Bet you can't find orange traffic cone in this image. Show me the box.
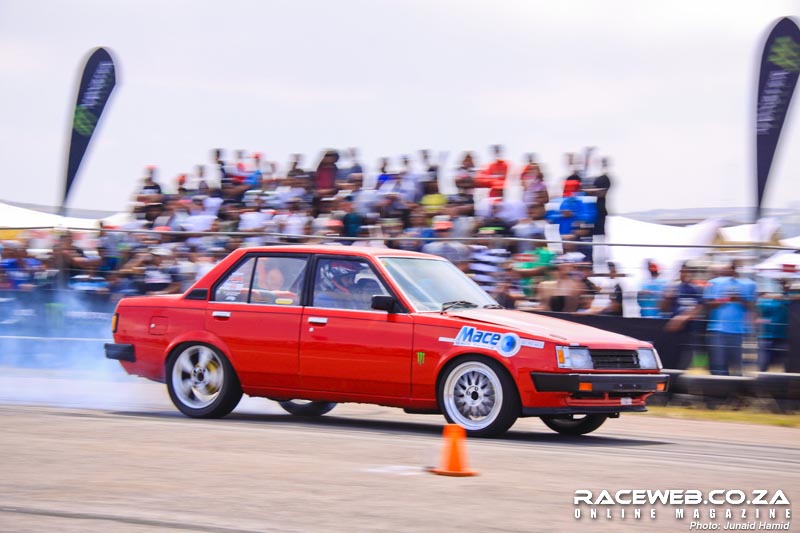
[429,424,478,477]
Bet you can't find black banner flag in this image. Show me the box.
[755,17,799,219]
[62,47,117,210]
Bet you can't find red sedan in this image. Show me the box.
[106,245,668,437]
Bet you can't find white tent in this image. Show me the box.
[606,215,723,283]
[780,235,800,249]
[754,249,800,273]
[716,217,781,245]
[0,201,101,230]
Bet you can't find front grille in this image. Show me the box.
[590,349,640,370]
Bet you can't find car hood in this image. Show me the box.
[443,308,646,347]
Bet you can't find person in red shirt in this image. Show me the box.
[476,144,508,197]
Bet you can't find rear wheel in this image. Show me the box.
[438,357,519,438]
[166,343,242,418]
[277,400,337,416]
[540,414,608,435]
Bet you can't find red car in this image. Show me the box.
[106,245,668,437]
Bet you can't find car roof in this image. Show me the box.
[231,245,442,261]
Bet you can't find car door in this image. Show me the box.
[298,256,413,399]
[205,253,308,390]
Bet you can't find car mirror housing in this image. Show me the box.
[371,295,397,313]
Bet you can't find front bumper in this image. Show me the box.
[521,372,669,417]
[531,372,669,393]
[105,343,136,362]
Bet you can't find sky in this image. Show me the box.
[0,0,798,217]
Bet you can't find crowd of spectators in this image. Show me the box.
[0,145,796,373]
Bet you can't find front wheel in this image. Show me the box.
[438,357,520,438]
[540,414,608,435]
[166,343,242,418]
[277,400,337,416]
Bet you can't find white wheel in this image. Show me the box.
[438,358,519,437]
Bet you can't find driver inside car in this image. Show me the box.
[314,260,370,310]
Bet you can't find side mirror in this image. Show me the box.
[185,288,209,301]
[371,295,397,313]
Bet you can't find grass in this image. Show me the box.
[640,405,800,428]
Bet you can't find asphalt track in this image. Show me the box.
[0,368,797,533]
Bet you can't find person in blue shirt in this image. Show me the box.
[756,278,790,372]
[637,260,667,318]
[703,259,756,376]
[546,194,585,236]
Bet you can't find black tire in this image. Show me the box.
[277,400,337,416]
[437,356,520,438]
[166,343,242,418]
[540,414,608,435]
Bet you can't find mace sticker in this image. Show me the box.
[439,327,544,357]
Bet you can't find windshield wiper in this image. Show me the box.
[482,303,504,309]
[441,300,478,313]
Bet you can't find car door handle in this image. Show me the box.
[212,311,231,319]
[308,317,328,325]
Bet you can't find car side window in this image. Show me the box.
[250,257,307,305]
[312,258,389,311]
[213,257,255,303]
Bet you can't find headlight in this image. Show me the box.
[556,346,593,370]
[637,348,662,369]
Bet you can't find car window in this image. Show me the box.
[213,255,307,305]
[214,257,255,303]
[251,256,307,305]
[312,258,389,311]
[381,257,497,311]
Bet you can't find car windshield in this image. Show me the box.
[380,257,498,312]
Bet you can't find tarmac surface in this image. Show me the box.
[0,367,797,533]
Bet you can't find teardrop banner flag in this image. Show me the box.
[755,17,799,219]
[62,47,117,210]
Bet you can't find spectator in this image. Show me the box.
[313,150,339,215]
[521,154,549,206]
[468,239,512,293]
[535,257,583,313]
[136,165,163,203]
[420,179,447,216]
[585,156,612,270]
[637,260,667,318]
[574,261,600,312]
[375,157,393,187]
[397,155,423,203]
[548,193,585,236]
[476,144,508,197]
[419,149,440,183]
[344,147,364,181]
[561,153,582,197]
[476,198,513,237]
[663,262,704,369]
[703,259,757,376]
[592,261,624,316]
[422,219,470,270]
[512,238,555,299]
[756,277,790,371]
[511,203,547,253]
[396,209,433,251]
[341,201,364,241]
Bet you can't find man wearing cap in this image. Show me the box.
[663,262,704,369]
[637,260,667,318]
[422,219,470,270]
